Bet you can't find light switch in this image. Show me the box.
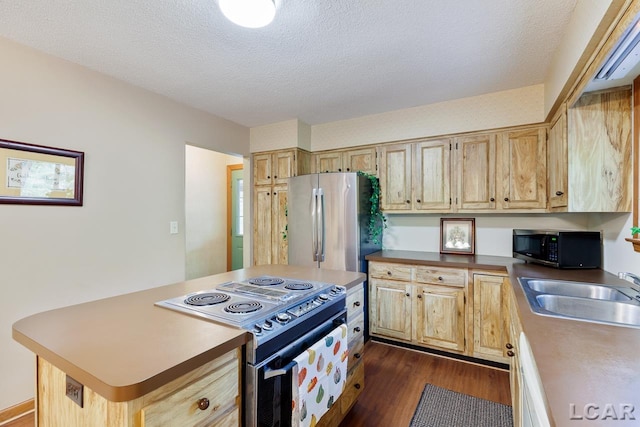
[170,221,178,234]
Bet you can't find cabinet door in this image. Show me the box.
[253,186,273,265]
[379,143,413,211]
[271,185,288,264]
[273,151,295,185]
[369,279,412,341]
[414,140,452,211]
[344,147,377,175]
[414,285,465,352]
[568,87,632,212]
[316,152,343,173]
[548,106,568,208]
[455,134,496,210]
[498,127,547,209]
[473,274,509,361]
[508,290,523,427]
[253,153,273,186]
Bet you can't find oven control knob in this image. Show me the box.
[276,312,291,323]
[253,325,263,335]
[263,320,273,330]
[318,294,329,302]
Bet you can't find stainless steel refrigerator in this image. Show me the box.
[287,172,381,337]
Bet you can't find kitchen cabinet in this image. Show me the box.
[252,149,311,265]
[507,287,523,427]
[497,127,547,210]
[547,103,568,209]
[455,133,497,210]
[312,146,377,175]
[565,86,632,212]
[472,272,510,363]
[379,139,453,212]
[37,348,241,427]
[317,283,366,427]
[369,262,469,354]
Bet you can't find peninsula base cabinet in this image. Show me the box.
[36,348,241,427]
[369,261,510,363]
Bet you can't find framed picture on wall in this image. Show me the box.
[440,218,475,255]
[0,138,84,206]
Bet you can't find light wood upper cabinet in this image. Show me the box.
[497,127,547,210]
[379,143,413,211]
[313,146,377,175]
[414,140,452,211]
[472,273,510,363]
[253,153,273,186]
[455,134,497,210]
[548,104,568,209]
[567,87,632,212]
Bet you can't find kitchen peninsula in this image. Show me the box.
[12,266,365,426]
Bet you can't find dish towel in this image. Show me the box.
[291,324,348,427]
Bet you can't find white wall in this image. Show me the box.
[185,146,243,279]
[0,37,248,411]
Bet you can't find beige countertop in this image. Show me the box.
[366,250,640,427]
[12,265,366,403]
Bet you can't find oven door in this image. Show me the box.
[248,310,346,427]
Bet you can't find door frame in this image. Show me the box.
[227,164,244,271]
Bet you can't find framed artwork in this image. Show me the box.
[440,218,475,255]
[0,138,84,206]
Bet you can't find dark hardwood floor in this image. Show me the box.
[340,340,511,427]
[3,341,511,427]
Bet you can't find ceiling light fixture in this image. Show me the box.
[595,15,640,80]
[219,0,276,29]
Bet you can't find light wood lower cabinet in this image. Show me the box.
[317,284,365,427]
[369,261,511,363]
[37,349,241,427]
[507,287,523,427]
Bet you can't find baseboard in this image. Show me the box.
[0,399,34,425]
[370,337,510,371]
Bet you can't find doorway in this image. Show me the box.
[227,164,244,271]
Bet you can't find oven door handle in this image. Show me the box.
[263,360,297,380]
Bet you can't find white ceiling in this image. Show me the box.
[0,0,578,128]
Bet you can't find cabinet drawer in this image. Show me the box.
[347,312,364,372]
[369,262,413,281]
[340,361,365,413]
[346,286,365,318]
[415,266,467,287]
[141,356,239,427]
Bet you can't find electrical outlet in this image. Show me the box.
[66,375,83,408]
[170,221,178,234]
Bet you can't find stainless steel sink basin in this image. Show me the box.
[525,279,631,301]
[518,277,640,328]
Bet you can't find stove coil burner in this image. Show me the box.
[248,277,285,286]
[284,282,313,291]
[225,301,263,314]
[184,293,231,306]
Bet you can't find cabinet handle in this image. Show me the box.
[555,191,564,196]
[355,353,361,359]
[338,168,342,171]
[504,197,509,202]
[405,293,410,297]
[387,271,392,276]
[406,200,410,204]
[346,168,350,171]
[325,170,329,173]
[438,276,443,281]
[273,192,277,195]
[417,294,422,299]
[197,397,210,410]
[274,175,277,179]
[354,327,361,333]
[505,343,513,349]
[353,301,361,307]
[490,197,495,202]
[354,383,361,389]
[267,175,270,179]
[507,350,515,357]
[416,199,421,203]
[267,192,270,196]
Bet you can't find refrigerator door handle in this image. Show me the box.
[317,188,325,262]
[311,188,318,261]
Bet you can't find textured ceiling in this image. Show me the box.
[0,0,577,127]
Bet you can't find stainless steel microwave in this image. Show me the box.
[512,229,602,269]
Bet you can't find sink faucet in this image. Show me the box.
[618,272,640,288]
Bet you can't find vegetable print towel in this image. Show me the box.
[291,324,348,427]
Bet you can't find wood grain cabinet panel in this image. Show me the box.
[455,133,497,210]
[472,273,510,363]
[369,278,413,341]
[413,284,466,352]
[253,186,273,266]
[567,87,632,212]
[548,104,568,209]
[379,143,413,211]
[316,151,343,173]
[369,262,413,282]
[414,140,453,211]
[313,146,377,175]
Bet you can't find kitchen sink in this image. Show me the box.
[519,277,640,328]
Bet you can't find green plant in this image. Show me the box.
[358,171,387,245]
[631,226,640,236]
